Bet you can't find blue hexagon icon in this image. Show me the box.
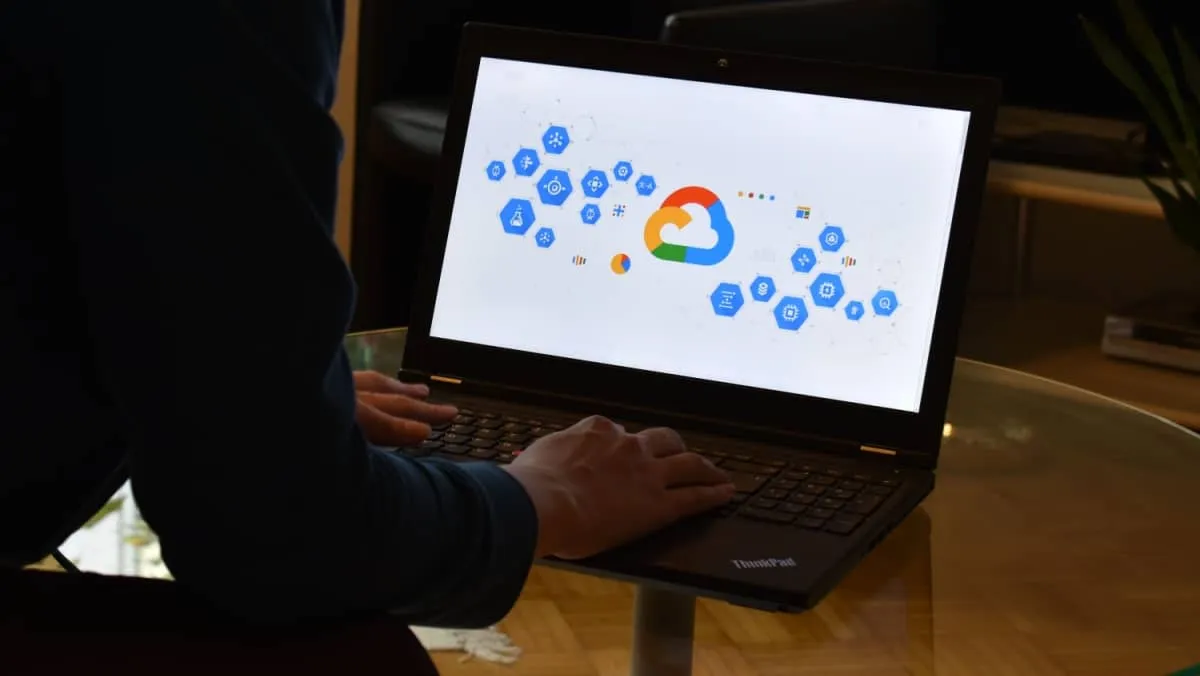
[541,125,570,155]
[581,169,610,198]
[534,227,556,249]
[580,203,601,225]
[499,198,535,236]
[536,169,574,206]
[511,148,540,177]
[819,224,847,252]
[810,272,846,308]
[613,161,634,182]
[872,289,900,316]
[773,296,809,331]
[845,300,866,321]
[635,175,657,196]
[710,282,744,318]
[486,160,506,181]
[790,246,818,273]
[749,275,776,302]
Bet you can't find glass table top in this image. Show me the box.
[60,328,1200,674]
[345,329,1200,674]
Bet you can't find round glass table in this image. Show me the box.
[344,329,1200,675]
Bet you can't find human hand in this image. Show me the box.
[503,416,735,560]
[353,371,457,446]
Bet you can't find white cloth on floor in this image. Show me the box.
[409,626,522,664]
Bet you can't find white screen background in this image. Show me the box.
[430,58,970,413]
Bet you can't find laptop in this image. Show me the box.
[396,23,998,612]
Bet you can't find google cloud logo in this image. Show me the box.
[643,186,735,266]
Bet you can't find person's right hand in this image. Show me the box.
[503,416,735,560]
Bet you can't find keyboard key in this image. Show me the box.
[495,453,516,464]
[823,468,846,477]
[787,493,816,505]
[799,483,827,495]
[793,464,821,473]
[810,475,836,486]
[779,502,806,514]
[501,423,529,433]
[797,517,827,530]
[449,424,477,435]
[761,489,789,500]
[442,444,469,455]
[442,433,470,444]
[501,433,528,443]
[877,478,901,487]
[750,498,778,509]
[844,495,884,515]
[726,472,770,494]
[783,471,810,482]
[764,459,787,468]
[830,489,858,500]
[479,411,498,419]
[851,473,874,482]
[530,427,556,436]
[452,414,475,425]
[477,418,505,429]
[732,454,752,462]
[772,480,799,491]
[475,429,503,440]
[418,439,442,450]
[723,460,779,475]
[740,508,795,525]
[825,515,863,534]
[807,508,835,519]
[468,439,496,449]
[839,481,865,491]
[865,485,893,496]
[818,497,846,510]
[468,448,497,460]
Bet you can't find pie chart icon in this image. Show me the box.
[611,253,632,275]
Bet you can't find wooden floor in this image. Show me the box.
[433,515,933,676]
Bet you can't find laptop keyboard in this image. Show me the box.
[393,406,902,537]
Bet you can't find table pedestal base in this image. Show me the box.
[631,585,696,676]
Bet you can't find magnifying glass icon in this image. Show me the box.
[879,297,892,310]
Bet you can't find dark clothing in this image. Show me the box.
[0,1,536,626]
[2,567,441,675]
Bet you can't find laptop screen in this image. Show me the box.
[429,57,971,414]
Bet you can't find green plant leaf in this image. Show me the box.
[1145,177,1200,253]
[1115,0,1192,148]
[1081,17,1200,190]
[81,496,125,529]
[1175,27,1200,122]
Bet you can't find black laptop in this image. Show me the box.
[395,23,998,612]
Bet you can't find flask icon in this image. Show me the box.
[510,207,524,228]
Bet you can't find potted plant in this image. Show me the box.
[1082,1,1200,371]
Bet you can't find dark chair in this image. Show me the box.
[660,0,937,70]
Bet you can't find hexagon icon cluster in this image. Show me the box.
[486,160,506,181]
[810,272,845,308]
[790,247,817,273]
[581,169,610,198]
[773,296,809,330]
[749,275,776,302]
[542,125,570,154]
[534,227,556,249]
[872,290,899,316]
[499,198,535,236]
[580,203,601,225]
[711,282,744,317]
[613,161,634,182]
[819,225,847,252]
[512,148,540,177]
[536,169,573,206]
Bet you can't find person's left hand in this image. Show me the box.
[353,371,458,447]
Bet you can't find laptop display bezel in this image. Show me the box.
[402,23,999,462]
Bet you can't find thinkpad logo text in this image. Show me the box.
[731,557,797,570]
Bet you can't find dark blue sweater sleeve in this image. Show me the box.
[57,0,536,625]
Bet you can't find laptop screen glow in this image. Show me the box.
[429,57,970,414]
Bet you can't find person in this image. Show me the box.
[0,0,735,631]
